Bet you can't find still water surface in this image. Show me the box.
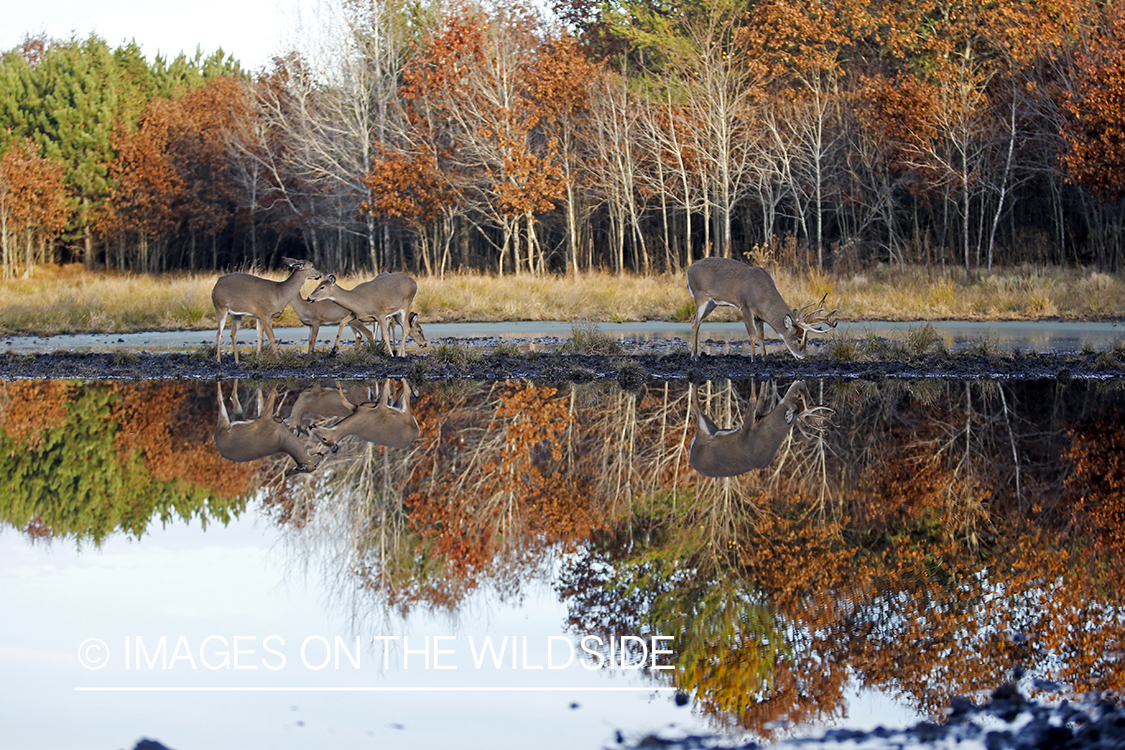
[2,377,1123,749]
[3,319,1124,353]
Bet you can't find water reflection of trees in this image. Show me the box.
[14,377,1119,735]
[268,377,1125,736]
[0,380,253,543]
[561,379,1125,737]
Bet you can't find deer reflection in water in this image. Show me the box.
[214,380,323,477]
[286,382,375,435]
[689,380,834,477]
[310,378,420,451]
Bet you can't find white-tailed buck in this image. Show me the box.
[212,257,322,363]
[687,257,837,359]
[289,295,374,354]
[213,381,322,477]
[310,378,420,451]
[689,381,834,478]
[306,273,427,357]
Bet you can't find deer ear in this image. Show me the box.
[409,312,418,324]
[784,313,796,332]
[327,274,337,283]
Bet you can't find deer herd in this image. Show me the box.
[210,256,839,478]
[212,257,428,364]
[211,255,837,364]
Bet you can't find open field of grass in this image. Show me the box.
[1,262,1124,337]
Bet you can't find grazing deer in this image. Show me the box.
[286,381,374,434]
[306,273,427,357]
[213,381,322,477]
[687,257,837,359]
[310,378,420,451]
[689,381,834,478]
[212,257,322,363]
[289,295,374,354]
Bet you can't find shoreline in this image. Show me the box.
[2,319,1124,356]
[0,348,1116,383]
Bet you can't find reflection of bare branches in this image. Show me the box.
[234,377,1125,736]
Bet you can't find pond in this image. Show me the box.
[2,376,1124,749]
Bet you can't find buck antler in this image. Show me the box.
[795,404,836,440]
[795,293,838,333]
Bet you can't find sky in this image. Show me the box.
[1,0,308,73]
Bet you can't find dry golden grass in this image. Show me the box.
[0,262,1123,336]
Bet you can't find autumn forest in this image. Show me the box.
[5,0,1125,280]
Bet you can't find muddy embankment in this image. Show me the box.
[0,347,1117,383]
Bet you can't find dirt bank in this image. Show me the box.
[0,348,1118,383]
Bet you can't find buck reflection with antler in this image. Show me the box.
[687,257,838,359]
[689,380,834,478]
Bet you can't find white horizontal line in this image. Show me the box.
[76,686,675,692]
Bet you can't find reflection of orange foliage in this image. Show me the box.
[740,514,850,613]
[1064,421,1125,552]
[0,381,71,451]
[491,382,592,537]
[111,382,255,499]
[404,382,596,593]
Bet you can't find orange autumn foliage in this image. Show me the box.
[111,381,255,500]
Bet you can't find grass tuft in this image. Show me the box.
[241,347,306,370]
[860,334,904,360]
[906,323,948,357]
[965,337,1007,363]
[190,345,214,362]
[827,335,861,362]
[560,321,622,355]
[431,341,482,365]
[491,342,523,357]
[1095,351,1124,370]
[611,357,648,389]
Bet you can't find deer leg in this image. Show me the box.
[307,322,320,354]
[379,316,395,356]
[331,313,353,352]
[215,308,229,363]
[260,318,279,357]
[395,310,409,356]
[741,312,760,360]
[263,387,281,418]
[229,314,242,365]
[215,382,230,428]
[350,320,374,348]
[230,381,245,420]
[751,378,767,419]
[691,298,717,358]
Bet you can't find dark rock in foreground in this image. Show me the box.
[620,685,1125,749]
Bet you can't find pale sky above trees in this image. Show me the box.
[1,0,305,71]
